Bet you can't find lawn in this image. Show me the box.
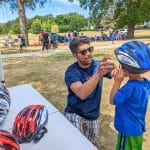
[0,29,150,54]
[3,44,150,150]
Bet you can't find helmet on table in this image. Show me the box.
[0,83,11,125]
[115,41,150,74]
[0,129,20,150]
[13,104,48,143]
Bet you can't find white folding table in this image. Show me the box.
[1,84,97,150]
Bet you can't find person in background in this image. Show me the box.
[68,32,72,43]
[21,36,26,49]
[63,34,68,44]
[72,30,78,38]
[109,30,116,44]
[7,33,14,48]
[50,35,58,49]
[38,31,43,46]
[110,41,150,150]
[42,29,50,51]
[64,37,116,148]
[7,33,12,42]
[18,35,26,52]
[80,32,84,37]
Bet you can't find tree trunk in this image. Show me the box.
[95,19,100,31]
[17,0,29,45]
[127,24,135,39]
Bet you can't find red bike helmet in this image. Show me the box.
[13,104,48,143]
[0,129,20,150]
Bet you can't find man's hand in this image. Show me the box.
[101,56,111,62]
[98,58,116,76]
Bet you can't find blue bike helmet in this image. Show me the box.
[115,41,150,74]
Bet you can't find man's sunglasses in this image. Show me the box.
[76,46,94,55]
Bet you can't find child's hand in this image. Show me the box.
[113,68,125,83]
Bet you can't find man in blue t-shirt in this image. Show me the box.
[64,37,115,147]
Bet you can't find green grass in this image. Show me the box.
[3,37,150,150]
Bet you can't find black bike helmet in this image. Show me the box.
[115,41,150,74]
[13,104,48,143]
[0,83,11,124]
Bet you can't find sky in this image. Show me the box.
[0,0,89,23]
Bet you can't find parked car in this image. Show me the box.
[118,29,127,34]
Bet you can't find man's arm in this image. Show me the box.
[70,61,115,100]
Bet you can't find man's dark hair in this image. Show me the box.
[69,37,90,53]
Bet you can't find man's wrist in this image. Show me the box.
[97,71,104,78]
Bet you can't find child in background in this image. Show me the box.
[110,41,150,150]
[18,35,26,52]
[18,35,22,52]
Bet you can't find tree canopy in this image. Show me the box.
[114,0,150,38]
[69,0,150,38]
[0,0,150,39]
[0,0,47,45]
[0,13,87,34]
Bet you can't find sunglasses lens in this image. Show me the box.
[81,50,87,55]
[88,47,94,52]
[77,47,94,55]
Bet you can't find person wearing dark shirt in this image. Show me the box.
[64,37,115,148]
[42,29,50,51]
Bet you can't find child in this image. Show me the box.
[18,35,22,52]
[18,35,26,52]
[110,41,150,150]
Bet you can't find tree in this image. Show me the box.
[51,24,59,33]
[55,13,86,32]
[9,19,20,34]
[0,0,47,45]
[67,12,86,31]
[55,15,69,32]
[114,0,150,38]
[69,0,150,39]
[55,15,67,26]
[68,0,113,31]
[31,18,42,33]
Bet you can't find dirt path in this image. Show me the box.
[2,39,150,59]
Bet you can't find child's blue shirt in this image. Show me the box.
[114,78,150,135]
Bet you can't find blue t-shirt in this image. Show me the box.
[64,60,111,120]
[114,78,150,135]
